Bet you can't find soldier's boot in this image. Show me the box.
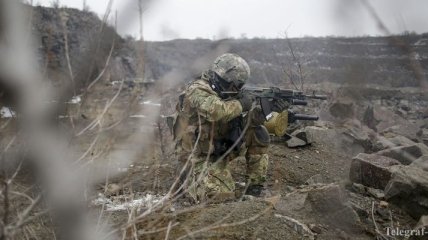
[245,184,264,196]
[244,183,274,198]
[245,153,270,197]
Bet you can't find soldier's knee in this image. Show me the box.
[253,125,270,147]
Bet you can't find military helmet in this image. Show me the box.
[210,53,250,89]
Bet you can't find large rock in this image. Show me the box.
[381,124,423,143]
[374,135,417,150]
[419,128,428,146]
[384,165,428,219]
[410,155,428,171]
[287,126,326,147]
[349,153,401,190]
[342,122,376,153]
[291,129,314,145]
[292,126,329,144]
[376,143,428,165]
[290,124,376,156]
[374,104,426,142]
[329,102,355,119]
[414,215,428,230]
[276,184,361,233]
[286,136,308,148]
[373,105,407,132]
[362,105,380,131]
[286,135,308,148]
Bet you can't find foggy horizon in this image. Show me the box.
[33,0,428,41]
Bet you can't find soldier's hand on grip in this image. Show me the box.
[272,99,290,113]
[238,93,254,112]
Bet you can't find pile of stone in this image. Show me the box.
[349,136,428,223]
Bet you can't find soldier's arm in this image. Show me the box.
[187,88,242,122]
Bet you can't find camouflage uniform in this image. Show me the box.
[173,72,270,201]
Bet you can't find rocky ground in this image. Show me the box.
[2,67,427,240]
[77,80,426,240]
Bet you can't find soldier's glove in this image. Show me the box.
[272,99,290,113]
[238,93,254,112]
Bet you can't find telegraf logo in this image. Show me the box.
[386,227,426,238]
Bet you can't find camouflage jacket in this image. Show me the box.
[174,74,243,156]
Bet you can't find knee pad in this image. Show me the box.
[253,125,270,147]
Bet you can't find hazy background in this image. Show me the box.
[35,0,428,41]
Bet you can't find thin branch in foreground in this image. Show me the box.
[371,201,390,240]
[1,179,10,239]
[360,0,427,89]
[86,39,116,91]
[164,221,172,240]
[76,78,124,136]
[176,205,273,240]
[60,10,76,96]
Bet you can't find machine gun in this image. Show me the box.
[287,110,319,123]
[222,87,327,120]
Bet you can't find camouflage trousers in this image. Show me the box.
[176,126,270,202]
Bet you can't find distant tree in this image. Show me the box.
[138,0,147,41]
[401,30,417,36]
[82,0,90,12]
[50,0,60,8]
[281,32,310,91]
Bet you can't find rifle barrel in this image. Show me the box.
[293,114,319,121]
[305,94,327,100]
[222,91,239,95]
[291,99,308,106]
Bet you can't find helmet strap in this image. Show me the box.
[207,71,230,99]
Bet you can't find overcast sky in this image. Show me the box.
[36,0,428,41]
